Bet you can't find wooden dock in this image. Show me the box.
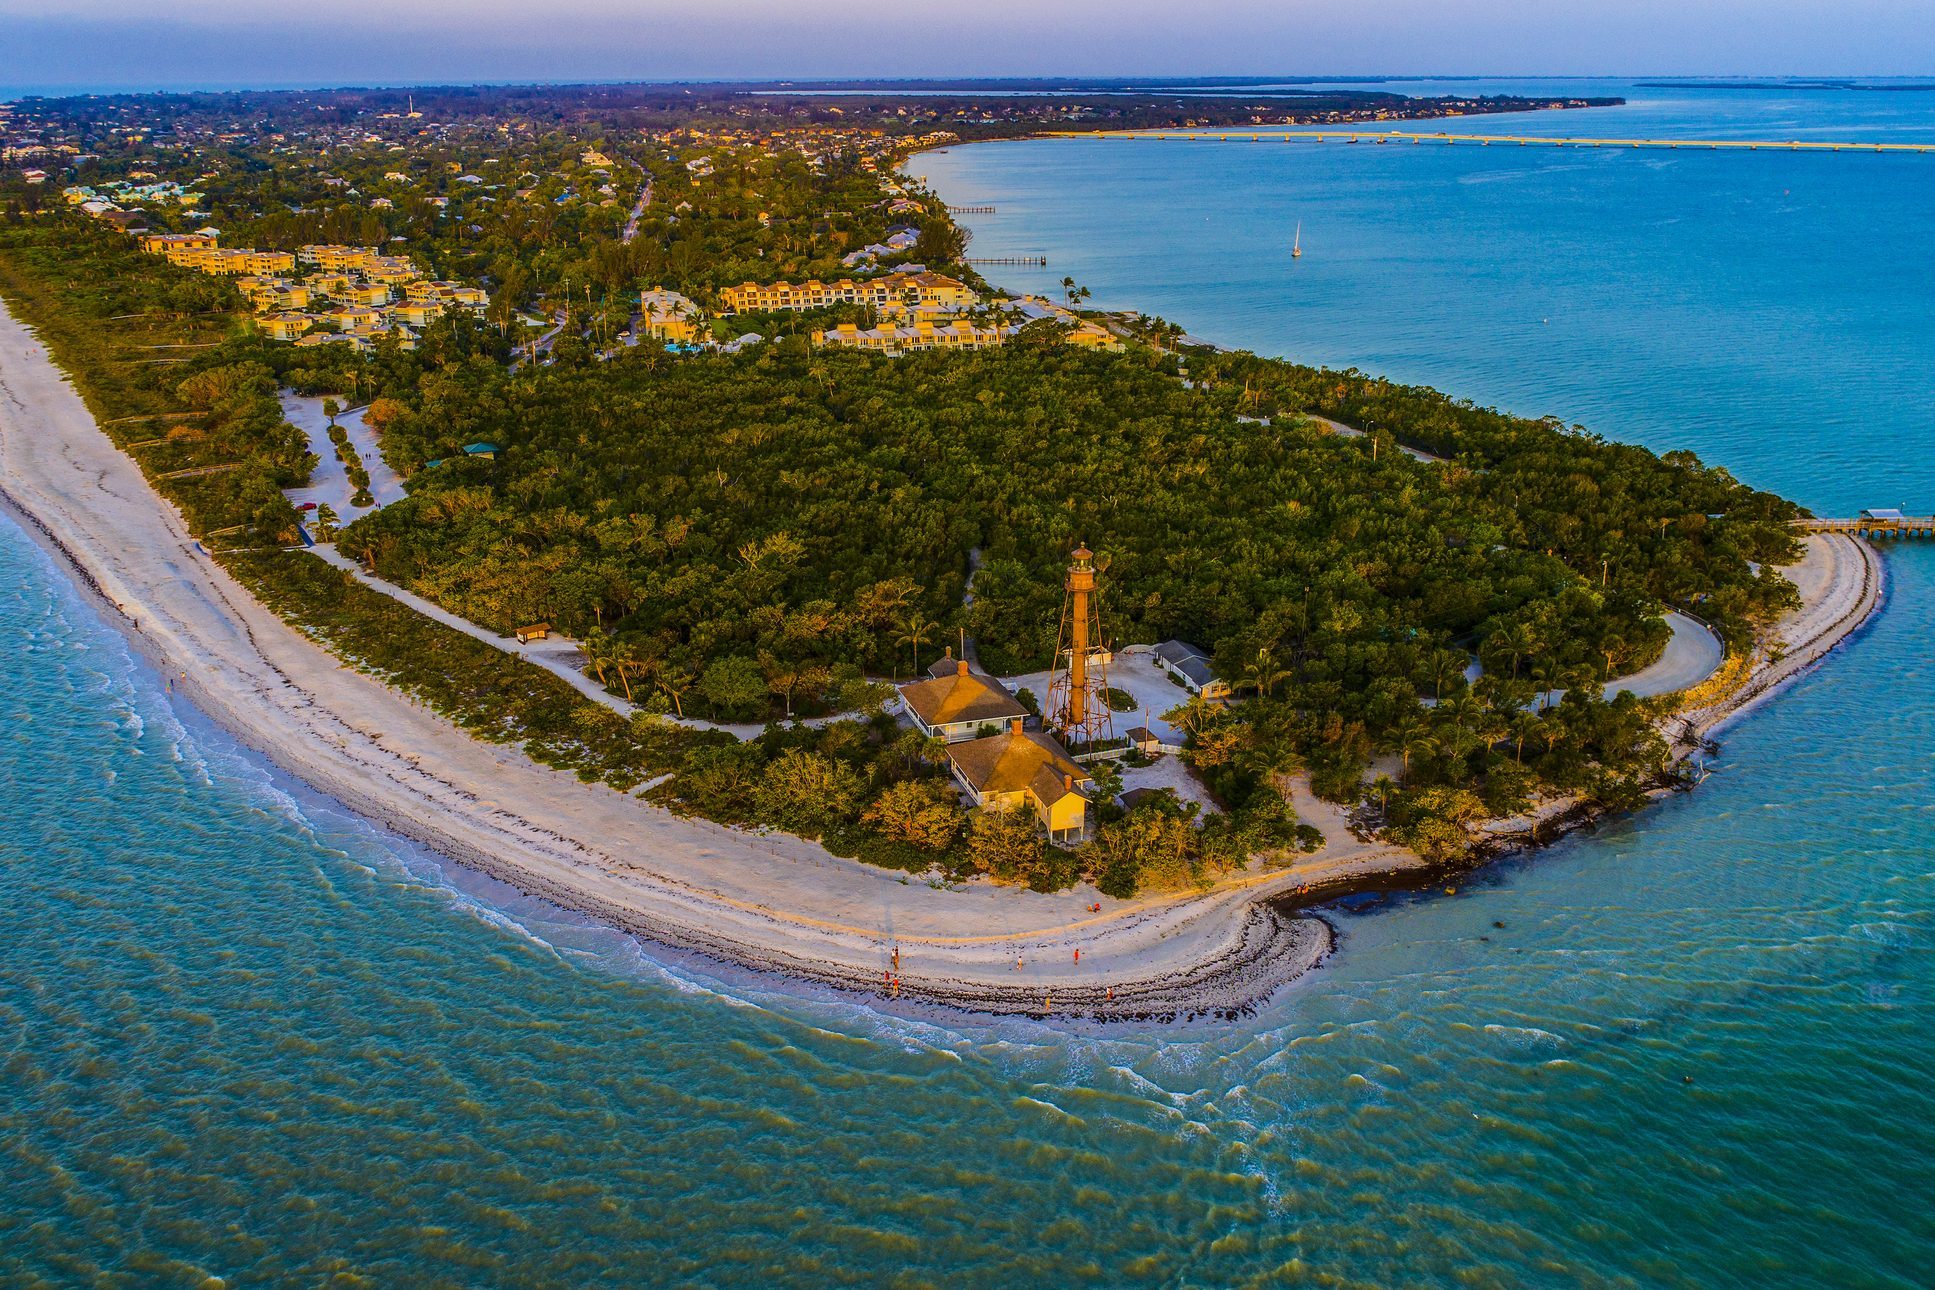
[1050,129,1935,155]
[1795,515,1935,538]
[965,255,1048,266]
[947,204,997,214]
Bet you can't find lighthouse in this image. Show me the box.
[1047,543,1114,750]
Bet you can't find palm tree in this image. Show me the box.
[1494,622,1542,680]
[313,503,339,542]
[656,663,694,719]
[1392,716,1436,782]
[579,626,613,688]
[1431,647,1469,700]
[1509,712,1545,763]
[894,614,939,679]
[1241,647,1292,700]
[609,639,644,702]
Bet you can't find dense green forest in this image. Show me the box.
[343,338,1798,702]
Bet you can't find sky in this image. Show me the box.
[3,1,1933,93]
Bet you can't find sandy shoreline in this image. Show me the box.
[0,294,1884,1021]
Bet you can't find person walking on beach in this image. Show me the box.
[892,946,899,972]
[1073,948,1080,964]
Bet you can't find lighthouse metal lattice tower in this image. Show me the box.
[1046,543,1114,751]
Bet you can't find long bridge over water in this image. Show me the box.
[1048,129,1935,155]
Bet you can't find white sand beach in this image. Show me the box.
[0,294,1883,1018]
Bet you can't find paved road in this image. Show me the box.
[621,176,654,243]
[1607,610,1724,700]
[304,545,858,740]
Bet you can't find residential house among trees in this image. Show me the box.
[899,658,1026,742]
[946,718,1093,845]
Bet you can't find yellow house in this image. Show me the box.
[1064,322,1122,351]
[643,312,702,343]
[883,271,976,309]
[259,313,315,341]
[203,249,262,275]
[813,322,895,351]
[946,719,1094,845]
[899,660,1027,742]
[344,283,392,307]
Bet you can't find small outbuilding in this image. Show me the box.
[1151,640,1230,700]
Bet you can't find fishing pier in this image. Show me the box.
[1795,512,1935,538]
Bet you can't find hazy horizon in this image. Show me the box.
[3,1,1932,94]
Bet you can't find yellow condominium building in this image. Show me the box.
[164,244,223,269]
[240,250,296,274]
[722,270,976,313]
[259,313,315,341]
[140,232,217,256]
[390,301,441,328]
[326,305,383,329]
[426,283,488,310]
[307,272,355,299]
[300,244,377,270]
[361,256,419,284]
[343,283,392,307]
[813,318,1009,353]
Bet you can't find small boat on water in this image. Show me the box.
[1291,222,1302,259]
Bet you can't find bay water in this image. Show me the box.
[4,81,1931,1285]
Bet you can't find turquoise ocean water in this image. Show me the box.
[4,82,1932,1284]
